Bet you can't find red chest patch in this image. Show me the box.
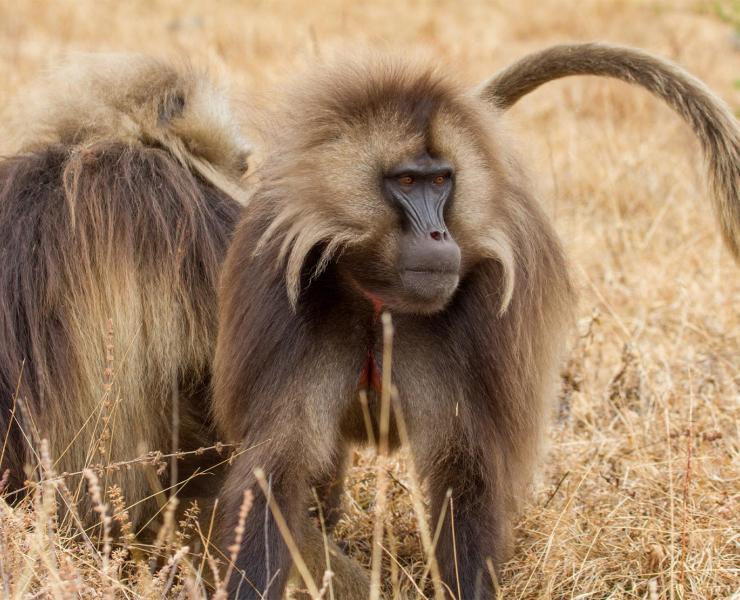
[356,288,384,393]
[358,349,383,393]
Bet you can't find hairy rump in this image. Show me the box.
[0,55,245,522]
[0,141,239,506]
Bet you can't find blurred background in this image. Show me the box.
[0,1,738,597]
[1,1,739,103]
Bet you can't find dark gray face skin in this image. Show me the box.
[384,152,462,310]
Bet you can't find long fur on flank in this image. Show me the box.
[480,42,740,260]
[0,55,245,526]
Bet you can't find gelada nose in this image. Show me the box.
[400,230,461,273]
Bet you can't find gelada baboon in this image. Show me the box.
[0,54,248,525]
[213,44,739,598]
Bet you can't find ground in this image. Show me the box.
[0,0,738,598]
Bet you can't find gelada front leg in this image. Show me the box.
[309,447,349,532]
[292,521,371,600]
[425,449,509,600]
[218,441,316,600]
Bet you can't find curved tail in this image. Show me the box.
[479,42,740,260]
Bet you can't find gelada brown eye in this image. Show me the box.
[398,175,414,185]
[433,175,446,185]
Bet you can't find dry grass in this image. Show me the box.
[0,0,738,598]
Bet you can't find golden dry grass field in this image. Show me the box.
[0,0,739,598]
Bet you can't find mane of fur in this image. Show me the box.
[249,56,522,313]
[10,53,252,205]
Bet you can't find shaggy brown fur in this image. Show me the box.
[0,55,247,527]
[214,56,573,599]
[213,45,738,599]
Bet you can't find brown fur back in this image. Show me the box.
[0,56,244,525]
